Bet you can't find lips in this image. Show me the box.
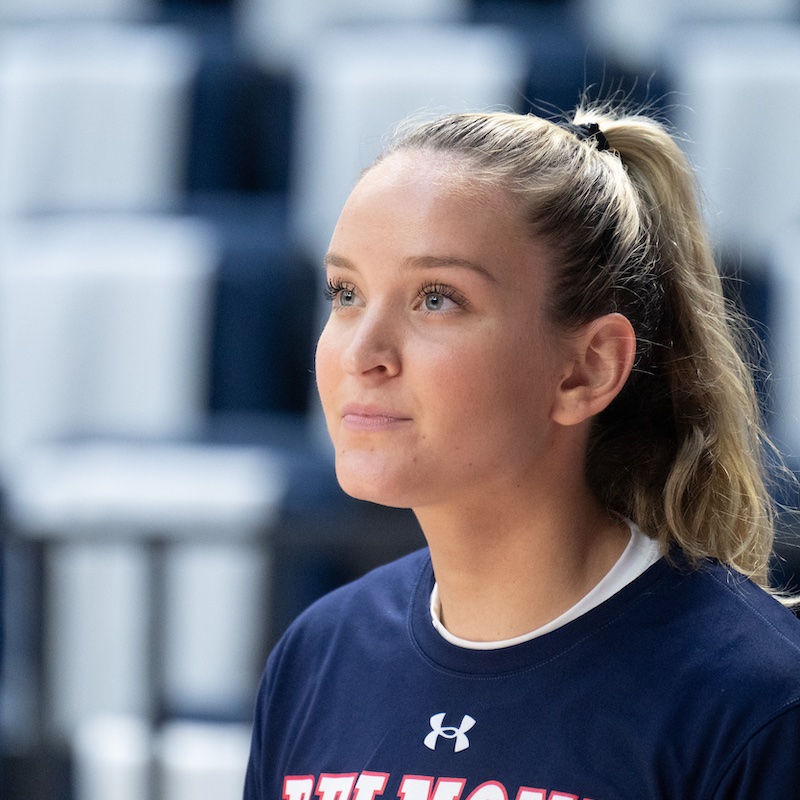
[341,403,412,431]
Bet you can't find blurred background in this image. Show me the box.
[2,0,800,798]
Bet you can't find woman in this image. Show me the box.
[244,108,800,799]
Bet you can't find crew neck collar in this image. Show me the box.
[408,540,670,677]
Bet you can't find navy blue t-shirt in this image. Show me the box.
[244,548,800,799]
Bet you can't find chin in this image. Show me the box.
[334,462,419,510]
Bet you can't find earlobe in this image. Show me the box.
[551,313,636,426]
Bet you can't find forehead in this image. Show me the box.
[331,150,556,300]
[357,149,501,207]
[338,150,529,251]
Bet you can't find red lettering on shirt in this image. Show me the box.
[284,775,315,800]
[353,772,390,800]
[316,773,359,800]
[398,775,467,800]
[282,773,591,800]
[466,781,509,799]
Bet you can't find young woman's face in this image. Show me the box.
[315,150,572,511]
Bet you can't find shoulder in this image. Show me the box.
[297,545,430,620]
[674,558,800,655]
[244,550,432,800]
[586,556,800,797]
[709,698,800,799]
[685,568,800,800]
[644,556,800,708]
[269,547,431,661]
[588,553,800,728]
[254,547,431,738]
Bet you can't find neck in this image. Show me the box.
[415,484,629,642]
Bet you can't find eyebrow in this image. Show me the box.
[323,253,355,271]
[323,252,498,283]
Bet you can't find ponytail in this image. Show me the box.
[579,110,775,585]
[380,107,779,589]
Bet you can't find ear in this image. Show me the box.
[551,313,636,427]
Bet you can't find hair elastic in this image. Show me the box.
[561,121,610,153]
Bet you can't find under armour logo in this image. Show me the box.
[423,713,476,753]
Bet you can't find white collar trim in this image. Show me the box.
[429,520,662,650]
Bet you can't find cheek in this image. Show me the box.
[460,335,558,418]
[314,327,340,407]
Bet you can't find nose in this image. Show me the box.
[340,305,401,378]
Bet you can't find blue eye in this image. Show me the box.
[424,292,451,311]
[338,288,357,306]
[325,279,359,308]
[418,283,465,313]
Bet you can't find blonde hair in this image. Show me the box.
[375,107,779,589]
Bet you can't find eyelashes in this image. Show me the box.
[324,278,469,312]
[324,277,356,304]
[415,281,468,312]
